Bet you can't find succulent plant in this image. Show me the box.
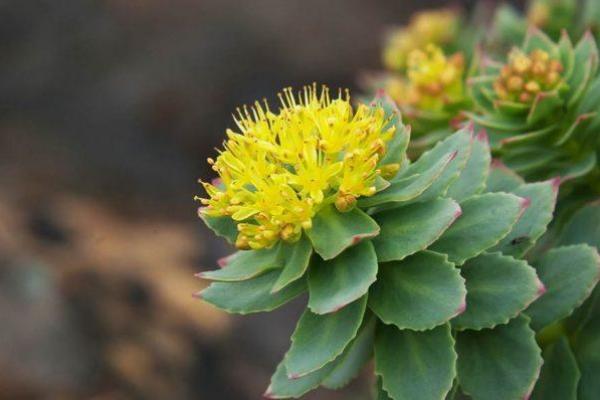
[489,0,600,55]
[365,44,472,157]
[381,8,462,73]
[469,28,600,200]
[529,199,600,400]
[193,86,600,399]
[363,7,488,158]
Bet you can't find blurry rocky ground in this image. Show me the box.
[0,0,496,399]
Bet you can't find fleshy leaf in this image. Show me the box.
[373,92,411,166]
[399,127,474,201]
[272,236,313,292]
[372,199,461,262]
[284,296,367,378]
[375,323,456,400]
[369,251,466,331]
[452,252,543,331]
[558,201,600,249]
[531,337,580,400]
[526,91,562,125]
[321,316,375,390]
[572,288,600,400]
[446,131,491,202]
[199,270,305,314]
[491,179,559,257]
[199,245,281,281]
[265,359,336,399]
[199,213,237,244]
[525,244,600,330]
[358,152,453,208]
[456,316,543,400]
[306,204,379,260]
[430,193,526,265]
[485,159,524,192]
[308,240,378,314]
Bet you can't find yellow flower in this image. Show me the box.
[383,9,459,71]
[387,44,465,112]
[494,49,564,104]
[196,84,398,250]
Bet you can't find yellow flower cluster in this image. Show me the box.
[494,49,564,104]
[197,85,397,250]
[383,9,459,71]
[386,45,465,112]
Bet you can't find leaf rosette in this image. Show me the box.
[469,28,600,191]
[194,87,599,399]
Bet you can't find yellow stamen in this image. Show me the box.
[197,84,397,249]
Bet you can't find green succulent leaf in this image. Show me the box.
[452,252,543,331]
[526,91,563,125]
[558,201,600,248]
[199,213,238,244]
[308,240,378,314]
[485,160,525,192]
[430,193,526,265]
[359,152,454,208]
[265,359,336,399]
[284,296,367,378]
[446,131,491,202]
[373,92,411,166]
[456,316,543,400]
[199,269,305,314]
[530,337,580,400]
[321,315,375,390]
[572,287,600,400]
[272,236,313,293]
[306,204,379,260]
[369,251,466,331]
[400,127,474,201]
[199,245,281,282]
[375,323,457,400]
[523,27,560,56]
[372,199,462,262]
[567,32,598,107]
[491,179,559,257]
[525,244,600,330]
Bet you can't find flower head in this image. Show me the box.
[394,44,465,111]
[383,9,459,71]
[493,49,564,104]
[196,84,397,250]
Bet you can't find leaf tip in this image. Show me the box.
[519,196,531,212]
[475,129,489,144]
[192,291,204,299]
[217,255,233,268]
[263,386,276,399]
[453,205,463,220]
[455,299,467,316]
[536,278,547,297]
[549,176,561,193]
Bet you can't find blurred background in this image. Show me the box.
[0,1,513,399]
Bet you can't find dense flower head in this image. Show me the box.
[387,44,465,112]
[383,9,459,71]
[493,49,564,104]
[196,84,397,250]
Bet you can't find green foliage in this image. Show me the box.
[197,94,599,399]
[456,316,543,400]
[375,323,456,400]
[471,28,600,192]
